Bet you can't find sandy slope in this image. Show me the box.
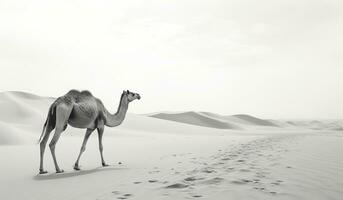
[150,111,240,129]
[149,111,283,130]
[150,111,343,131]
[0,91,53,144]
[0,91,343,200]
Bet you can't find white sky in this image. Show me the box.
[0,0,342,119]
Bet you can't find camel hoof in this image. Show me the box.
[74,165,81,171]
[102,163,109,167]
[56,169,64,173]
[39,170,48,174]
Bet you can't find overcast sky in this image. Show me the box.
[0,0,342,119]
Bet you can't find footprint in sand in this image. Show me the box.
[230,179,251,185]
[258,187,266,191]
[202,177,224,185]
[184,177,198,182]
[148,170,160,174]
[165,183,189,189]
[253,179,260,183]
[148,179,158,183]
[201,168,216,174]
[112,192,133,200]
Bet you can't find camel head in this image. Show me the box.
[124,90,141,102]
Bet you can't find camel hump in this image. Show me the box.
[66,89,81,95]
[66,89,93,97]
[81,90,93,96]
[63,89,94,104]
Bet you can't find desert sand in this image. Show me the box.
[0,91,342,200]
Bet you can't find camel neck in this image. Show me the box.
[105,94,129,127]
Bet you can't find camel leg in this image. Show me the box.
[49,127,64,173]
[49,104,71,173]
[97,125,108,167]
[74,128,94,170]
[39,125,54,174]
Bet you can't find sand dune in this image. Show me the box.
[151,111,343,131]
[0,91,55,144]
[150,112,279,130]
[201,112,279,127]
[285,120,343,130]
[229,114,278,127]
[0,91,54,124]
[119,113,226,135]
[0,121,34,144]
[150,111,240,129]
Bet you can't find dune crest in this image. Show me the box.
[150,111,240,129]
[150,112,280,130]
[228,114,278,127]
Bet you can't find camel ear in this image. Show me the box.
[123,90,126,94]
[127,90,130,93]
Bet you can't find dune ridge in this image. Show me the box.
[150,111,343,130]
[0,91,55,144]
[149,111,240,129]
[150,111,280,130]
[228,114,279,127]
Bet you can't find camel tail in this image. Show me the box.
[37,103,56,144]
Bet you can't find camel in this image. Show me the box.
[38,89,141,174]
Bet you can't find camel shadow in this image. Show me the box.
[33,166,127,181]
